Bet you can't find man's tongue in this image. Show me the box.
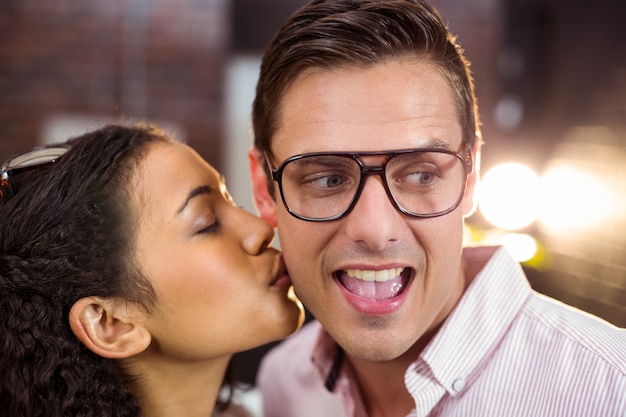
[339,272,406,300]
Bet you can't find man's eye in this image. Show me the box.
[311,174,346,189]
[407,171,437,185]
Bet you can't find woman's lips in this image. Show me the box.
[272,273,293,289]
[271,257,292,289]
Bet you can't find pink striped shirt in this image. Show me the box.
[257,246,626,417]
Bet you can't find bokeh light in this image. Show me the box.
[499,232,538,263]
[478,162,540,230]
[538,165,612,233]
[477,228,539,263]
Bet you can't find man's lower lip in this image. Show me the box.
[335,278,409,315]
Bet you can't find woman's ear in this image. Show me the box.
[69,296,151,359]
[249,147,278,227]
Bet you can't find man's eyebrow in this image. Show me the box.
[422,138,452,149]
[177,185,214,214]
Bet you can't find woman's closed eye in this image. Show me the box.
[191,213,220,236]
[196,221,220,235]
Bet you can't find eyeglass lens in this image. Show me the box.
[278,151,466,220]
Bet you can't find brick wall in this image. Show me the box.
[0,0,229,170]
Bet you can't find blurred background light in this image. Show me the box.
[494,93,524,131]
[538,164,613,234]
[499,232,538,263]
[477,228,539,263]
[478,162,540,230]
[465,225,540,264]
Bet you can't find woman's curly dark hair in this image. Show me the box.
[0,124,193,417]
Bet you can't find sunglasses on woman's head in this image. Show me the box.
[0,145,70,202]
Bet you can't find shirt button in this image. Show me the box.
[452,378,465,392]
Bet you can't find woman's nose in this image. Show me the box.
[240,210,275,255]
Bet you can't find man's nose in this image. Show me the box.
[341,175,404,250]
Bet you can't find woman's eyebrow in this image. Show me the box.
[177,185,214,214]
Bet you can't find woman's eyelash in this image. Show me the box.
[197,221,220,235]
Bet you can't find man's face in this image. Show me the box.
[252,58,476,362]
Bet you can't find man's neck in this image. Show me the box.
[345,334,435,417]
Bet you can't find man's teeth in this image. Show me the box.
[345,267,404,282]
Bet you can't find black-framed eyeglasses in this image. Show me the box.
[265,148,473,222]
[1,145,70,202]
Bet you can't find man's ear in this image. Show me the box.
[462,139,481,217]
[249,147,278,227]
[69,296,151,359]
